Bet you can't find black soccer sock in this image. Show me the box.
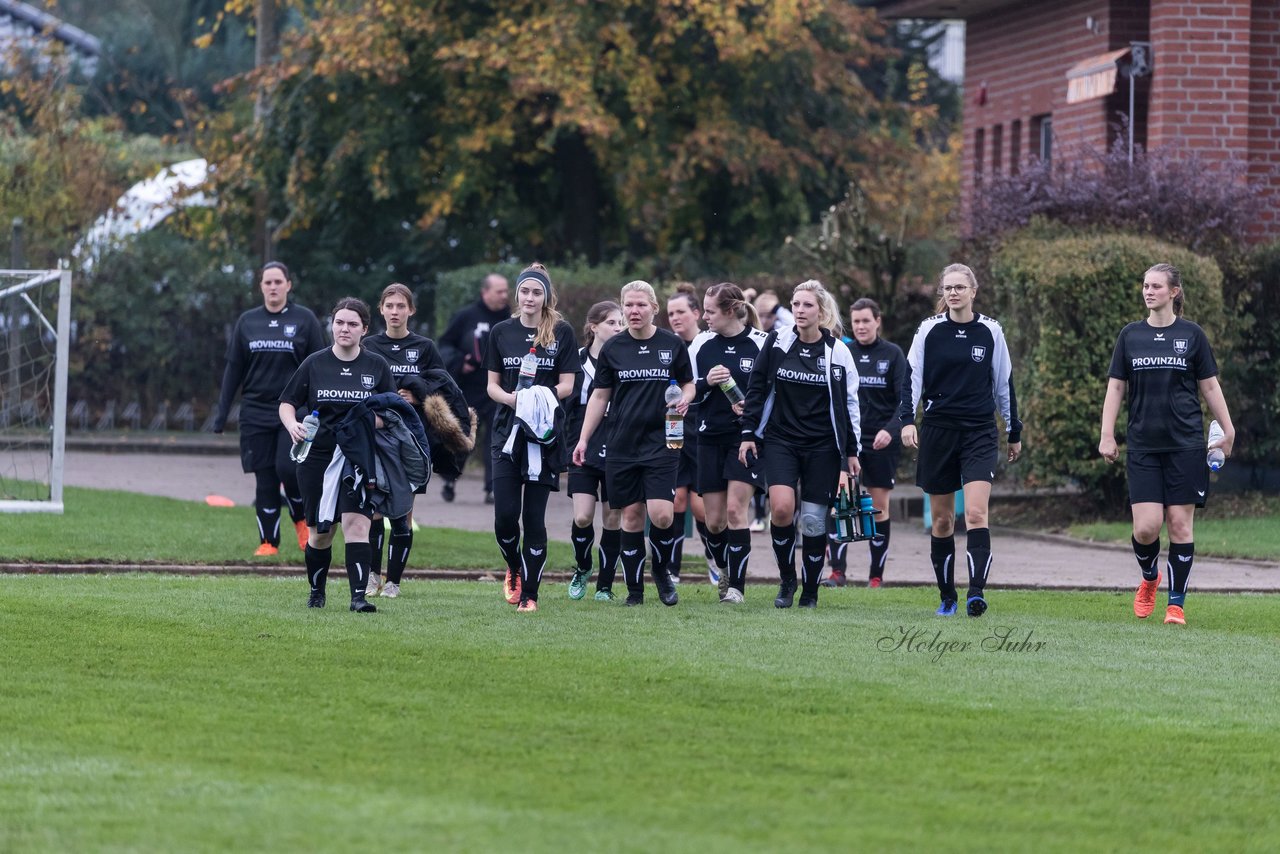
[828,528,848,572]
[771,522,797,582]
[869,519,891,580]
[669,511,687,578]
[801,534,827,596]
[253,470,282,546]
[726,528,752,592]
[966,527,992,592]
[931,534,956,601]
[706,526,729,571]
[649,521,680,578]
[345,542,372,599]
[696,519,715,562]
[521,539,548,602]
[571,522,595,573]
[598,528,622,591]
[305,544,331,594]
[620,530,646,595]
[1132,536,1161,581]
[1167,541,1194,607]
[282,487,306,524]
[369,521,386,577]
[386,530,413,584]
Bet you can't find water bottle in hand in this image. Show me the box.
[719,375,745,406]
[517,348,538,390]
[1207,419,1226,471]
[290,410,320,463]
[664,380,684,450]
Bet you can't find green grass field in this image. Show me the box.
[0,486,573,569]
[2,576,1277,852]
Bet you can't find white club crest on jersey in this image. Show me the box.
[546,341,558,355]
[406,349,419,363]
[361,374,376,389]
[1173,339,1188,355]
[877,360,889,374]
[284,323,297,338]
[659,350,673,365]
[971,346,986,362]
[739,357,754,372]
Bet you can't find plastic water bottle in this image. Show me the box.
[832,484,855,542]
[517,347,538,390]
[857,486,878,539]
[1207,419,1226,471]
[290,410,320,462]
[719,375,745,406]
[664,380,684,449]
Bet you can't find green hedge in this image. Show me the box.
[1221,243,1280,467]
[992,227,1224,509]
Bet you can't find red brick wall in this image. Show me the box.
[1247,2,1280,235]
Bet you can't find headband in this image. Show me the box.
[517,268,553,304]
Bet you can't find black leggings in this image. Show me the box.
[493,477,552,601]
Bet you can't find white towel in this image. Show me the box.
[501,385,559,479]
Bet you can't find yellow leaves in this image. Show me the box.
[193,33,215,50]
[327,92,338,103]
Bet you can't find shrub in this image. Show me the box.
[992,227,1223,509]
[1221,243,1280,472]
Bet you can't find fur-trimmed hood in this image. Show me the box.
[421,395,476,454]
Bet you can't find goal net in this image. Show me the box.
[0,268,71,513]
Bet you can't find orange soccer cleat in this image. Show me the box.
[253,543,279,557]
[503,569,522,605]
[516,599,538,613]
[1133,573,1161,619]
[1164,605,1186,625]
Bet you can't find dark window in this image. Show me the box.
[991,124,1003,175]
[974,127,985,182]
[1032,114,1053,164]
[1010,119,1023,175]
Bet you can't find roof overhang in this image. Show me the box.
[862,0,1020,20]
[1066,48,1131,104]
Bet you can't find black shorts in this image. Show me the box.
[915,423,998,495]
[676,439,698,490]
[697,437,764,494]
[296,452,374,526]
[1127,448,1208,508]
[567,464,608,503]
[240,424,290,474]
[859,441,900,490]
[490,445,563,490]
[606,454,679,508]
[764,440,841,505]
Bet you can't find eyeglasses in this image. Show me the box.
[941,285,970,294]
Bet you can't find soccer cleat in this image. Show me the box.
[670,571,682,585]
[295,520,309,551]
[707,559,721,586]
[441,481,456,503]
[1164,605,1186,625]
[749,518,767,533]
[307,591,326,609]
[625,592,645,607]
[503,569,522,605]
[253,543,279,557]
[966,592,988,618]
[721,588,744,605]
[568,570,590,600]
[798,594,817,609]
[868,577,883,589]
[366,574,384,598]
[593,589,616,601]
[381,582,400,599]
[516,598,538,613]
[655,570,679,606]
[350,595,377,613]
[935,599,958,617]
[774,579,797,609]
[821,570,847,588]
[1134,573,1162,619]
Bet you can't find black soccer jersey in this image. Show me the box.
[1108,318,1217,452]
[362,331,445,381]
[594,327,694,462]
[215,303,326,430]
[900,313,1022,442]
[483,318,581,449]
[851,337,908,440]
[766,340,833,445]
[279,348,396,457]
[568,347,610,464]
[689,327,769,440]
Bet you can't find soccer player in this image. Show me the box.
[824,298,908,589]
[690,283,768,603]
[573,281,695,607]
[361,283,445,599]
[666,284,710,583]
[279,297,396,613]
[484,265,579,612]
[565,302,625,601]
[739,280,861,609]
[213,261,325,557]
[1098,262,1235,626]
[900,264,1022,619]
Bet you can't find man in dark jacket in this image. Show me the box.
[437,272,509,503]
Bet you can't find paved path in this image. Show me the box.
[21,448,1277,591]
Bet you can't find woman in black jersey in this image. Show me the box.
[280,297,396,613]
[666,284,712,583]
[485,264,580,613]
[213,261,326,557]
[691,283,768,604]
[900,264,1021,619]
[740,280,861,609]
[824,298,908,589]
[361,283,445,599]
[566,302,625,601]
[1099,263,1235,627]
[573,280,695,607]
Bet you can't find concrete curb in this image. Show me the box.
[989,526,1280,569]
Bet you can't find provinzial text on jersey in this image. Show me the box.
[249,340,298,352]
[1131,356,1187,368]
[315,389,374,400]
[777,368,824,383]
[616,368,673,380]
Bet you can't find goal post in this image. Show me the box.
[0,266,71,514]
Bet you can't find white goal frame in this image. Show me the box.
[0,267,71,513]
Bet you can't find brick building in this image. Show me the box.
[868,1,1280,237]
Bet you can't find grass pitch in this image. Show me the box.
[2,577,1278,852]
